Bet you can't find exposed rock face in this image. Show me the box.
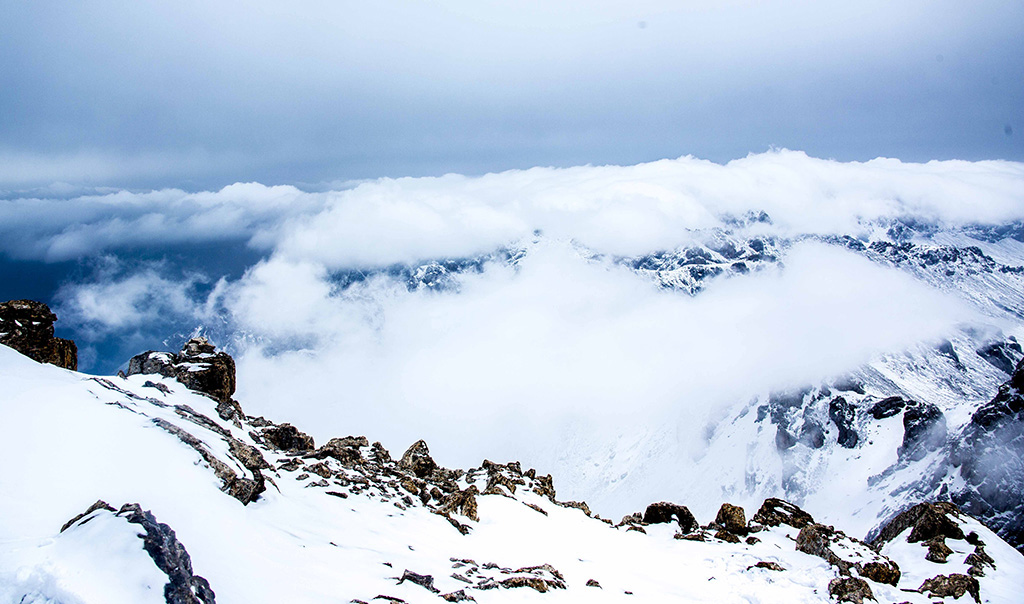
[899,400,947,462]
[400,440,438,479]
[752,498,814,529]
[951,358,1024,551]
[868,396,906,420]
[126,337,239,417]
[62,501,216,604]
[0,299,77,370]
[642,502,697,533]
[261,423,315,452]
[828,397,859,448]
[870,502,966,547]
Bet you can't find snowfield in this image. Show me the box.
[1,343,1022,603]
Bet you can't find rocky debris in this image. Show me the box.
[144,380,173,394]
[440,590,474,602]
[870,502,965,547]
[396,570,438,593]
[951,357,1024,551]
[747,561,784,571]
[828,577,874,604]
[828,397,859,448]
[438,486,480,522]
[261,423,315,452]
[868,396,906,420]
[642,502,697,532]
[918,573,980,603]
[586,579,602,588]
[965,546,996,577]
[713,503,748,536]
[899,400,947,462]
[796,523,900,586]
[62,501,216,604]
[436,559,565,595]
[0,299,77,370]
[752,498,815,529]
[126,338,240,420]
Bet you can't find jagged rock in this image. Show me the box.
[261,423,315,452]
[0,299,77,370]
[114,503,216,604]
[798,421,826,448]
[925,536,954,563]
[829,396,859,448]
[440,590,474,602]
[752,498,814,529]
[643,502,697,532]
[586,579,602,587]
[714,529,741,543]
[314,436,367,464]
[748,561,784,571]
[870,502,965,547]
[899,400,947,462]
[126,337,237,407]
[918,574,980,603]
[868,396,906,420]
[976,339,1023,375]
[714,503,748,535]
[828,577,874,603]
[796,523,900,585]
[399,440,438,478]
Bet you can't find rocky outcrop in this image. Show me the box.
[62,501,215,604]
[828,397,859,448]
[261,423,315,452]
[870,502,965,547]
[828,577,874,604]
[0,299,77,370]
[950,358,1024,552]
[752,497,814,529]
[713,503,748,536]
[918,574,980,603]
[126,337,240,420]
[796,523,900,586]
[899,400,947,462]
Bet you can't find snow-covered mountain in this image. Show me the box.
[2,325,1023,603]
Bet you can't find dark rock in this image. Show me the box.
[586,579,602,588]
[143,380,172,394]
[261,424,315,452]
[440,590,474,602]
[115,503,216,604]
[868,396,906,420]
[643,502,697,532]
[314,437,366,465]
[397,570,438,593]
[798,421,825,449]
[399,440,438,478]
[828,577,874,604]
[918,574,980,603]
[714,503,747,535]
[714,529,740,543]
[747,561,784,571]
[775,426,797,450]
[977,340,1023,375]
[900,401,947,462]
[0,299,77,370]
[126,337,237,406]
[860,561,901,586]
[829,396,859,448]
[796,523,900,586]
[870,502,965,548]
[752,498,814,529]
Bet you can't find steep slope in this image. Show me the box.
[3,341,1023,603]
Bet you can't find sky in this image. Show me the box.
[1,0,1022,192]
[2,1,1024,512]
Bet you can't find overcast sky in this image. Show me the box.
[2,0,1022,191]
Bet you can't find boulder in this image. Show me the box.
[828,577,874,604]
[399,440,438,478]
[829,396,859,448]
[918,574,980,603]
[642,502,697,533]
[899,401,947,462]
[126,337,237,408]
[0,299,77,370]
[752,498,814,529]
[796,523,900,586]
[714,503,748,535]
[870,502,965,548]
[261,423,315,452]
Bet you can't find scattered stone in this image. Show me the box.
[440,590,475,602]
[925,536,954,563]
[524,502,548,516]
[714,529,740,543]
[828,577,874,603]
[796,523,900,585]
[747,561,784,571]
[143,380,172,394]
[752,498,815,529]
[745,536,761,545]
[643,502,697,532]
[586,579,602,588]
[0,299,77,370]
[918,574,980,603]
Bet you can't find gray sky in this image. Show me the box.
[1,0,1022,190]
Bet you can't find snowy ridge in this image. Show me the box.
[2,342,1024,603]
